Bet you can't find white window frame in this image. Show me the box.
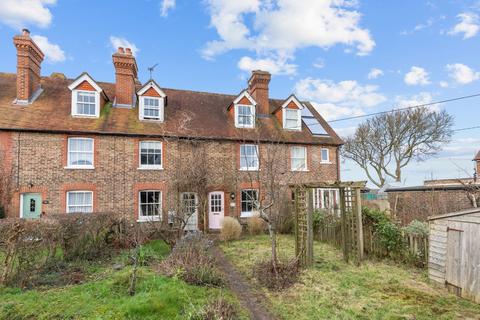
[321,148,330,163]
[138,141,163,170]
[138,190,162,222]
[71,90,100,118]
[235,104,255,128]
[291,146,308,171]
[139,96,164,121]
[66,191,93,214]
[239,144,259,171]
[283,108,302,131]
[66,137,94,169]
[240,189,259,217]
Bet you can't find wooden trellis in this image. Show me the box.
[291,181,366,267]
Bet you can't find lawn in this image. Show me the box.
[0,240,241,320]
[221,235,480,320]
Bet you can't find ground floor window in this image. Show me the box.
[313,188,340,214]
[66,191,93,213]
[241,189,258,217]
[139,190,162,221]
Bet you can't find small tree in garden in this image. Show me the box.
[343,107,453,187]
[0,149,14,218]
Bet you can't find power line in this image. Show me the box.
[303,92,480,124]
[452,125,480,132]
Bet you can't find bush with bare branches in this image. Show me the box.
[254,258,300,291]
[246,216,266,236]
[219,217,242,241]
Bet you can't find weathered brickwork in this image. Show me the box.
[388,189,473,225]
[1,132,339,222]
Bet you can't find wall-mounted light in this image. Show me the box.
[230,192,235,200]
[28,181,34,188]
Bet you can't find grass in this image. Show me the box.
[0,240,242,320]
[221,235,480,320]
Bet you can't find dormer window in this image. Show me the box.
[68,73,103,118]
[231,90,257,129]
[284,109,301,130]
[140,97,163,121]
[137,80,167,122]
[235,105,255,128]
[280,95,304,131]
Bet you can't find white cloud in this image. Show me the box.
[367,68,383,79]
[202,0,374,72]
[0,0,56,29]
[31,35,65,63]
[238,55,297,75]
[313,58,325,69]
[449,12,480,39]
[394,92,441,112]
[404,66,430,86]
[446,63,480,84]
[109,36,139,56]
[439,81,449,88]
[160,0,175,17]
[295,78,386,120]
[401,17,434,35]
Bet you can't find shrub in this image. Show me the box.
[159,235,223,287]
[254,258,299,290]
[362,207,390,226]
[403,220,429,236]
[220,217,242,241]
[376,221,405,257]
[247,216,266,236]
[186,297,239,320]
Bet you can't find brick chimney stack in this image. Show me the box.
[112,46,138,107]
[13,29,45,104]
[248,70,271,115]
[474,151,480,181]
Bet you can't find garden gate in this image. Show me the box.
[291,181,366,267]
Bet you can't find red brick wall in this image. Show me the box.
[388,190,474,225]
[0,132,340,223]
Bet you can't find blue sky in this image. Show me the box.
[0,0,479,187]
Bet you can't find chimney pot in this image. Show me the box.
[22,28,30,36]
[118,47,125,54]
[125,48,132,55]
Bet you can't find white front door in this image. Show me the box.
[209,191,224,229]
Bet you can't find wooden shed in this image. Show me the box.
[428,208,480,303]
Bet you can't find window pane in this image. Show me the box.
[139,191,161,219]
[140,141,162,166]
[68,138,93,167]
[76,92,96,116]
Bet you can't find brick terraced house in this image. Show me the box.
[0,30,343,231]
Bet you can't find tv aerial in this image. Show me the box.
[148,63,158,80]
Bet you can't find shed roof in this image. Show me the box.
[427,207,480,221]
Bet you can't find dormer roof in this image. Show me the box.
[68,72,103,92]
[228,89,257,111]
[137,80,167,98]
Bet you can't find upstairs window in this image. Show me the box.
[139,141,162,169]
[68,74,103,118]
[76,91,96,116]
[67,137,94,168]
[239,144,259,170]
[291,146,307,171]
[321,148,330,163]
[140,97,164,121]
[284,109,301,130]
[235,105,255,128]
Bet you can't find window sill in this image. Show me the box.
[291,169,309,172]
[138,166,164,171]
[71,114,99,118]
[240,212,253,218]
[137,217,161,223]
[239,168,260,171]
[64,166,95,170]
[320,161,332,164]
[140,118,163,122]
[235,125,255,129]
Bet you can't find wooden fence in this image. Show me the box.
[316,216,429,267]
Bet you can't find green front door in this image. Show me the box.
[22,193,42,219]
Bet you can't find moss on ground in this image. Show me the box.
[221,235,480,320]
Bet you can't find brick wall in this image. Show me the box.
[388,189,474,225]
[0,131,339,222]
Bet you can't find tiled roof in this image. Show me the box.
[0,73,343,145]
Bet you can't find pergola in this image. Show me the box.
[289,181,367,267]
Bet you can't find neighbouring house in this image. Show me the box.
[385,155,480,225]
[428,208,480,303]
[0,30,343,231]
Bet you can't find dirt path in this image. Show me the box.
[210,245,276,320]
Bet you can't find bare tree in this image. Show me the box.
[0,148,14,217]
[342,107,453,187]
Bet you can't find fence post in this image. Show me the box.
[340,187,348,263]
[355,188,364,263]
[306,188,314,267]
